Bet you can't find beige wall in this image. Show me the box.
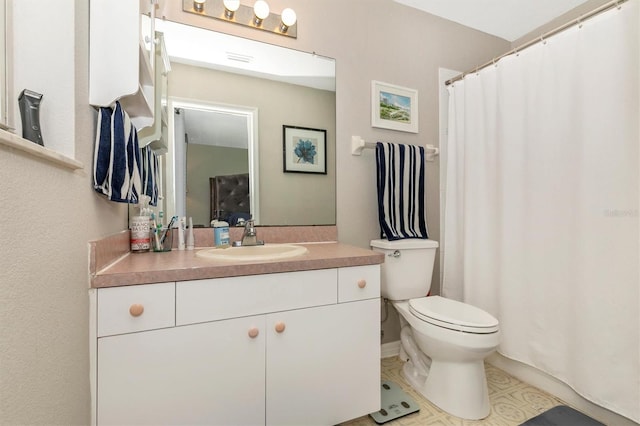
[0,1,512,423]
[170,63,337,226]
[0,0,127,424]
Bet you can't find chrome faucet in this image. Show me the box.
[233,220,264,247]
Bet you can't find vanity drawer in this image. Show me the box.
[338,265,380,303]
[176,269,337,326]
[97,282,175,337]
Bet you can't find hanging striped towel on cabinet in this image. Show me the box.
[93,101,142,204]
[141,146,160,206]
[376,142,429,240]
[93,106,113,197]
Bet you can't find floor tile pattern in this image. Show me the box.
[343,357,566,426]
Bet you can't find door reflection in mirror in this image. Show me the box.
[170,101,258,227]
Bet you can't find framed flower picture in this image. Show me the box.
[282,125,327,174]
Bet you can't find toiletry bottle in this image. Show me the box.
[212,220,230,247]
[178,217,186,250]
[150,212,161,251]
[130,195,151,252]
[186,217,195,250]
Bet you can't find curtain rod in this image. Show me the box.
[445,0,629,86]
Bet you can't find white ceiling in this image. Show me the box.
[182,109,249,149]
[393,0,593,41]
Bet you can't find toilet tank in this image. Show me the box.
[370,239,439,301]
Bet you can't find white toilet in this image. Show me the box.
[370,238,500,420]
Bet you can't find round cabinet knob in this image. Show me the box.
[129,304,144,317]
[274,322,286,333]
[248,327,259,338]
[357,279,367,289]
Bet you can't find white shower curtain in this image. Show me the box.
[443,2,639,422]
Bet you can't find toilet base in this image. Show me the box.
[392,300,497,420]
[402,357,491,420]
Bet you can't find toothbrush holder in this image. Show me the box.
[152,227,173,252]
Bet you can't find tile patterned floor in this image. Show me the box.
[343,357,566,426]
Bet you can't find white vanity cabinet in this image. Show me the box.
[91,265,381,426]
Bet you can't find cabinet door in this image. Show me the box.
[266,299,380,426]
[98,315,266,426]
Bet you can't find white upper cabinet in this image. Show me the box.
[89,0,154,129]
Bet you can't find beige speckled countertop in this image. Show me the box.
[90,227,384,288]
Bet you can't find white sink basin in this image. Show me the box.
[196,244,308,262]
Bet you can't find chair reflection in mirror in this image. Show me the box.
[209,173,251,226]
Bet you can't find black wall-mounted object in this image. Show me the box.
[18,89,44,146]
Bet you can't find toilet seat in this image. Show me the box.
[409,296,499,334]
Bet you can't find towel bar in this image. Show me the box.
[351,136,439,161]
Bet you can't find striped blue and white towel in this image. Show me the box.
[376,142,429,240]
[93,105,113,197]
[141,146,159,206]
[93,101,142,204]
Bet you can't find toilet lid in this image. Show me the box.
[409,296,499,334]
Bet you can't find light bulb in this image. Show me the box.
[281,8,296,27]
[223,0,240,18]
[253,0,270,21]
[193,0,205,12]
[223,0,240,12]
[280,7,296,32]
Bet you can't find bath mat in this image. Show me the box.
[520,405,605,426]
[369,381,420,424]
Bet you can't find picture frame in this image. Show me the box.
[282,125,327,174]
[371,80,419,133]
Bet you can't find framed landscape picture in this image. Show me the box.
[282,125,327,174]
[371,80,419,133]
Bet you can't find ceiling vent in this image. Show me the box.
[226,52,253,63]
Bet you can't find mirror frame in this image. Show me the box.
[166,97,260,224]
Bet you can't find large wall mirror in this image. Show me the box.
[153,19,336,227]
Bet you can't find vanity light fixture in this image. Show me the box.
[193,0,206,12]
[182,0,297,39]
